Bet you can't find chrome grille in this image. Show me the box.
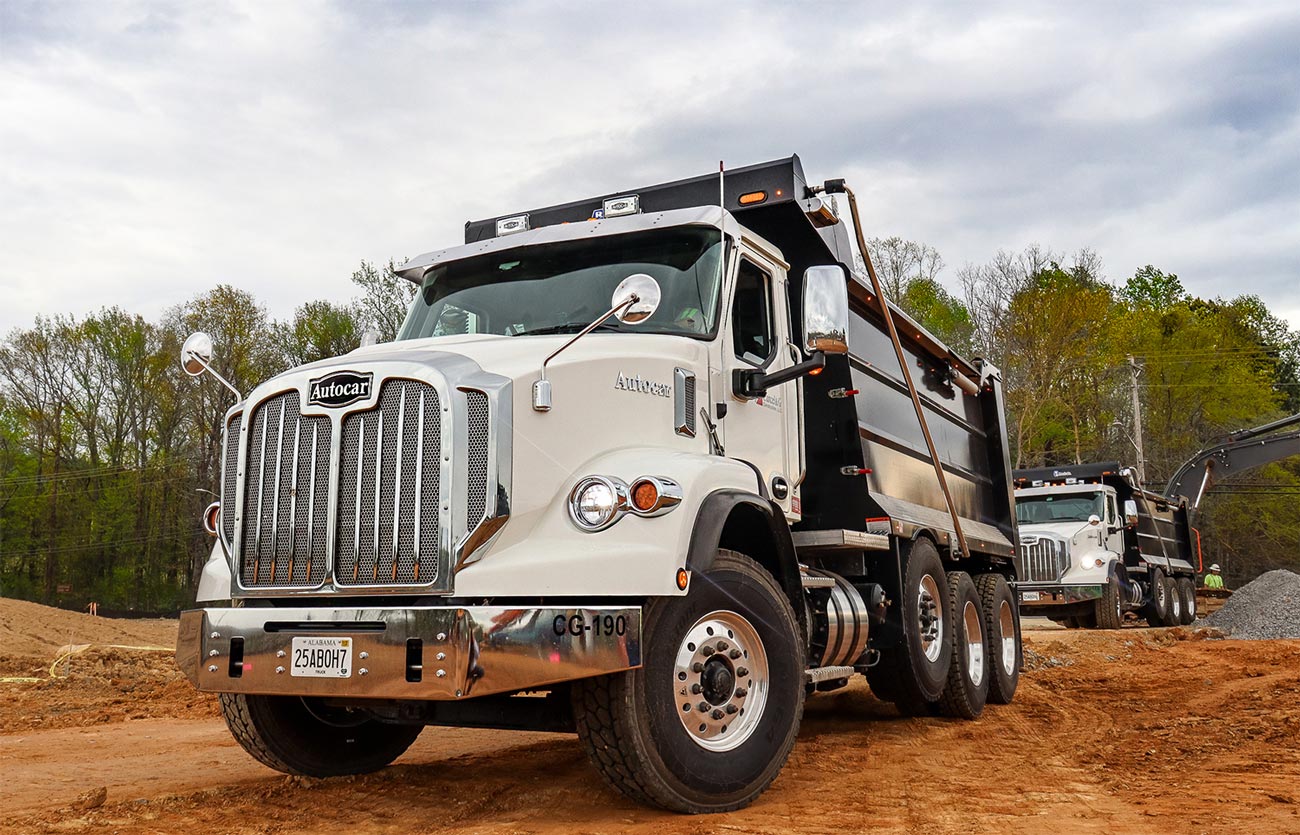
[221,413,242,544]
[1017,535,1069,583]
[466,391,489,528]
[240,393,332,588]
[336,380,441,586]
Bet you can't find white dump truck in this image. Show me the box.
[1013,462,1199,628]
[176,156,1023,813]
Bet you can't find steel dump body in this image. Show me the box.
[470,155,1019,565]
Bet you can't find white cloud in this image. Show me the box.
[1,0,1298,332]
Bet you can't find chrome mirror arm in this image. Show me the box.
[186,351,244,401]
[532,295,637,412]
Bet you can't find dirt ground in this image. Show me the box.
[2,606,1298,835]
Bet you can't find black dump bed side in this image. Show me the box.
[469,156,1017,564]
[1014,463,1198,574]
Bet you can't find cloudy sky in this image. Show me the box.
[2,0,1298,333]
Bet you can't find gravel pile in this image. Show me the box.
[1205,569,1300,639]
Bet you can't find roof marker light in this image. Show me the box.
[739,191,767,205]
[602,195,640,218]
[496,214,530,236]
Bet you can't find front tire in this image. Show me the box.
[1094,579,1124,630]
[219,694,422,777]
[571,549,804,814]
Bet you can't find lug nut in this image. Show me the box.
[736,667,749,678]
[735,687,748,698]
[729,649,742,659]
[711,709,725,720]
[691,684,702,695]
[697,702,711,713]
[726,704,738,714]
[716,641,729,652]
[701,645,715,656]
[692,662,704,673]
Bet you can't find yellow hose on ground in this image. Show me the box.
[0,643,173,684]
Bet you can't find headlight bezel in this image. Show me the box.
[568,476,630,531]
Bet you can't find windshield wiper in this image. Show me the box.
[512,321,623,337]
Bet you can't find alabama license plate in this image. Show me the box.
[1020,591,1041,602]
[290,636,353,678]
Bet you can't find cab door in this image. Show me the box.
[719,246,800,516]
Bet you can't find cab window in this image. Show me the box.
[732,259,774,366]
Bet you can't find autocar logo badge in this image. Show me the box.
[308,371,373,408]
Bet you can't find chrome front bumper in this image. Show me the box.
[176,605,641,700]
[1015,583,1103,607]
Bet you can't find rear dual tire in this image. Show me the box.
[934,572,990,719]
[1177,577,1198,623]
[867,539,952,711]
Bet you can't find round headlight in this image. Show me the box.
[569,477,628,531]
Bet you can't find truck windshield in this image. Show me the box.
[1016,492,1105,524]
[398,228,725,340]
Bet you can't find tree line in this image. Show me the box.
[2,243,1297,610]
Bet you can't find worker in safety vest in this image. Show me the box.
[1203,564,1225,590]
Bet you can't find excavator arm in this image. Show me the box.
[1165,412,1300,508]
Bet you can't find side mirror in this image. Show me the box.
[180,331,242,400]
[1124,499,1138,526]
[802,265,850,356]
[612,273,661,324]
[181,332,214,376]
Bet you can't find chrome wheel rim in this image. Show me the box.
[1171,591,1181,621]
[998,599,1016,675]
[963,599,985,687]
[673,610,769,752]
[1188,591,1197,619]
[918,574,944,663]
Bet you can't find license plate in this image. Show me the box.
[290,636,353,678]
[1021,591,1041,602]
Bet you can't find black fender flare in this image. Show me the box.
[685,488,806,637]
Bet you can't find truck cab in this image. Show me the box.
[1014,481,1124,603]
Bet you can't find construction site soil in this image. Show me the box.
[2,600,1297,835]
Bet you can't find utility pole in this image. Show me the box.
[1128,355,1147,486]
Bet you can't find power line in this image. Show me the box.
[0,457,200,488]
[0,528,204,559]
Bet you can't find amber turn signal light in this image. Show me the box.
[632,479,659,512]
[676,568,690,590]
[738,191,767,205]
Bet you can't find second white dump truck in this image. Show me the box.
[176,156,1022,813]
[1013,463,1199,628]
